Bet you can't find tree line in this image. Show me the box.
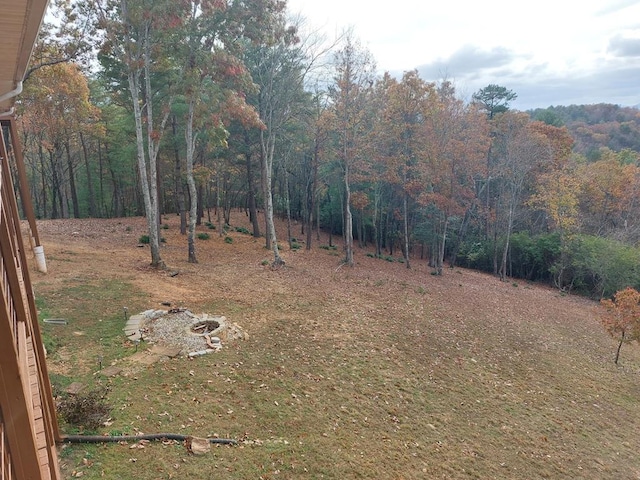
[14,0,640,298]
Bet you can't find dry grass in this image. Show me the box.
[31,215,640,479]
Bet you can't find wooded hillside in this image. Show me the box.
[14,0,640,298]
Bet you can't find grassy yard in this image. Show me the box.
[32,216,640,479]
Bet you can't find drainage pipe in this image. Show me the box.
[60,433,237,445]
[0,82,23,104]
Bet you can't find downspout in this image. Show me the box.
[0,81,23,104]
[0,89,48,274]
[0,82,21,117]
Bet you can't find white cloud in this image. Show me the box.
[287,0,640,109]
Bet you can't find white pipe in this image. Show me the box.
[0,107,15,118]
[0,82,23,104]
[34,245,47,274]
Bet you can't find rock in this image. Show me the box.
[66,382,85,395]
[98,366,122,377]
[187,436,210,455]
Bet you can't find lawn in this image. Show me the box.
[31,216,640,479]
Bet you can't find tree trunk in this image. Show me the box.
[305,147,318,251]
[436,216,449,275]
[49,150,60,219]
[80,132,96,217]
[615,331,625,364]
[185,100,198,263]
[127,63,165,269]
[172,115,187,235]
[98,141,105,217]
[260,130,284,266]
[344,161,354,266]
[499,202,515,282]
[245,145,260,238]
[65,141,80,218]
[449,206,473,268]
[285,170,292,249]
[39,144,47,219]
[403,193,410,268]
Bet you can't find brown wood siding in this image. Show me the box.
[0,115,60,479]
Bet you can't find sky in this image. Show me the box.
[286,0,640,111]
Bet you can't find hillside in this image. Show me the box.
[31,215,640,479]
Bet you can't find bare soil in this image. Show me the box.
[30,215,640,479]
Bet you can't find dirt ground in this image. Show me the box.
[31,214,597,331]
[30,214,640,479]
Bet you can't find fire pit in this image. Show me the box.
[125,309,246,356]
[189,319,223,336]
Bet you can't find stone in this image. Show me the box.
[66,382,85,395]
[126,331,142,341]
[150,345,182,358]
[98,366,122,377]
[188,437,210,455]
[129,352,162,365]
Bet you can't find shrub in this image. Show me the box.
[161,223,169,230]
[291,242,301,250]
[197,232,210,240]
[235,226,250,235]
[224,236,233,244]
[138,235,165,244]
[57,387,112,431]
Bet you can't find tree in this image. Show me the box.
[19,61,100,219]
[329,34,376,267]
[244,12,329,266]
[421,81,489,274]
[490,114,551,281]
[374,71,436,268]
[472,84,517,119]
[172,0,271,263]
[98,0,179,268]
[600,287,640,364]
[246,20,304,267]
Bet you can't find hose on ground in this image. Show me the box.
[61,433,237,445]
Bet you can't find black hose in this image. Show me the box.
[61,433,237,445]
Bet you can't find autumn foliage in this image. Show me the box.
[599,287,640,364]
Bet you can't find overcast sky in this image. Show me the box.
[286,0,640,111]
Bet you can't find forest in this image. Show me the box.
[14,0,640,298]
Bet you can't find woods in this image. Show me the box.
[14,0,640,296]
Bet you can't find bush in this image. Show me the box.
[205,222,216,230]
[57,387,112,431]
[291,242,301,250]
[224,236,233,244]
[235,226,250,235]
[197,232,210,240]
[558,235,640,298]
[139,235,166,244]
